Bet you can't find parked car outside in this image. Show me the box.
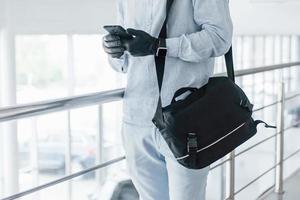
[20,131,97,178]
[289,106,300,127]
[88,169,138,200]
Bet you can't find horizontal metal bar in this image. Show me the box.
[285,93,300,101]
[284,122,300,132]
[210,158,230,170]
[1,89,297,126]
[283,148,300,162]
[0,156,126,200]
[256,184,276,200]
[212,133,279,170]
[0,89,124,123]
[195,135,278,170]
[208,133,277,170]
[257,168,300,199]
[258,156,300,199]
[0,62,298,199]
[234,121,300,160]
[234,146,300,196]
[253,101,279,113]
[234,62,300,77]
[11,147,297,200]
[211,122,299,171]
[1,126,299,200]
[235,133,277,158]
[0,63,299,123]
[214,62,300,77]
[234,164,277,195]
[253,92,300,113]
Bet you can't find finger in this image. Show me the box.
[103,40,123,48]
[126,28,144,36]
[103,34,121,42]
[103,34,120,42]
[110,52,124,59]
[102,40,124,52]
[103,46,125,54]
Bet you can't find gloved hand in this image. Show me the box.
[102,34,126,59]
[123,28,159,57]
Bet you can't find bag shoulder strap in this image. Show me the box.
[225,47,235,83]
[155,0,174,93]
[155,0,235,96]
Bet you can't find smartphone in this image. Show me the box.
[103,25,133,39]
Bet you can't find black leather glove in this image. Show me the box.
[103,34,126,59]
[124,28,159,57]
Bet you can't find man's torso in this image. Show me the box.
[121,0,215,125]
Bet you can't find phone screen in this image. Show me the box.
[103,25,133,39]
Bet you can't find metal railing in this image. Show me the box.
[0,62,300,200]
[1,62,299,123]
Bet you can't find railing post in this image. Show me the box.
[65,111,72,200]
[221,160,226,200]
[0,27,19,196]
[275,82,285,195]
[65,34,75,200]
[225,151,235,200]
[0,125,3,197]
[30,117,39,200]
[296,36,300,91]
[96,105,105,185]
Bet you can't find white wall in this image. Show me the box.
[0,0,6,29]
[4,0,117,34]
[231,0,300,35]
[1,0,300,35]
[1,0,300,34]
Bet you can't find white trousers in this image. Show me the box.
[121,121,210,200]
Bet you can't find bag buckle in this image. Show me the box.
[187,133,198,153]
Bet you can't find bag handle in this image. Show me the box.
[171,87,198,103]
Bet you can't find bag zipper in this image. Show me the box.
[176,122,246,161]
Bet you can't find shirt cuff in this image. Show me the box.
[108,53,128,73]
[166,37,180,58]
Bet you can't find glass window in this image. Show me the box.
[14,33,126,200]
[16,35,68,103]
[73,34,126,95]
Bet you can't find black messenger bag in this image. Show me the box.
[152,0,276,169]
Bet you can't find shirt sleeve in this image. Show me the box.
[166,0,233,63]
[107,0,129,73]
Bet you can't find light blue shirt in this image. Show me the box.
[108,0,233,126]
